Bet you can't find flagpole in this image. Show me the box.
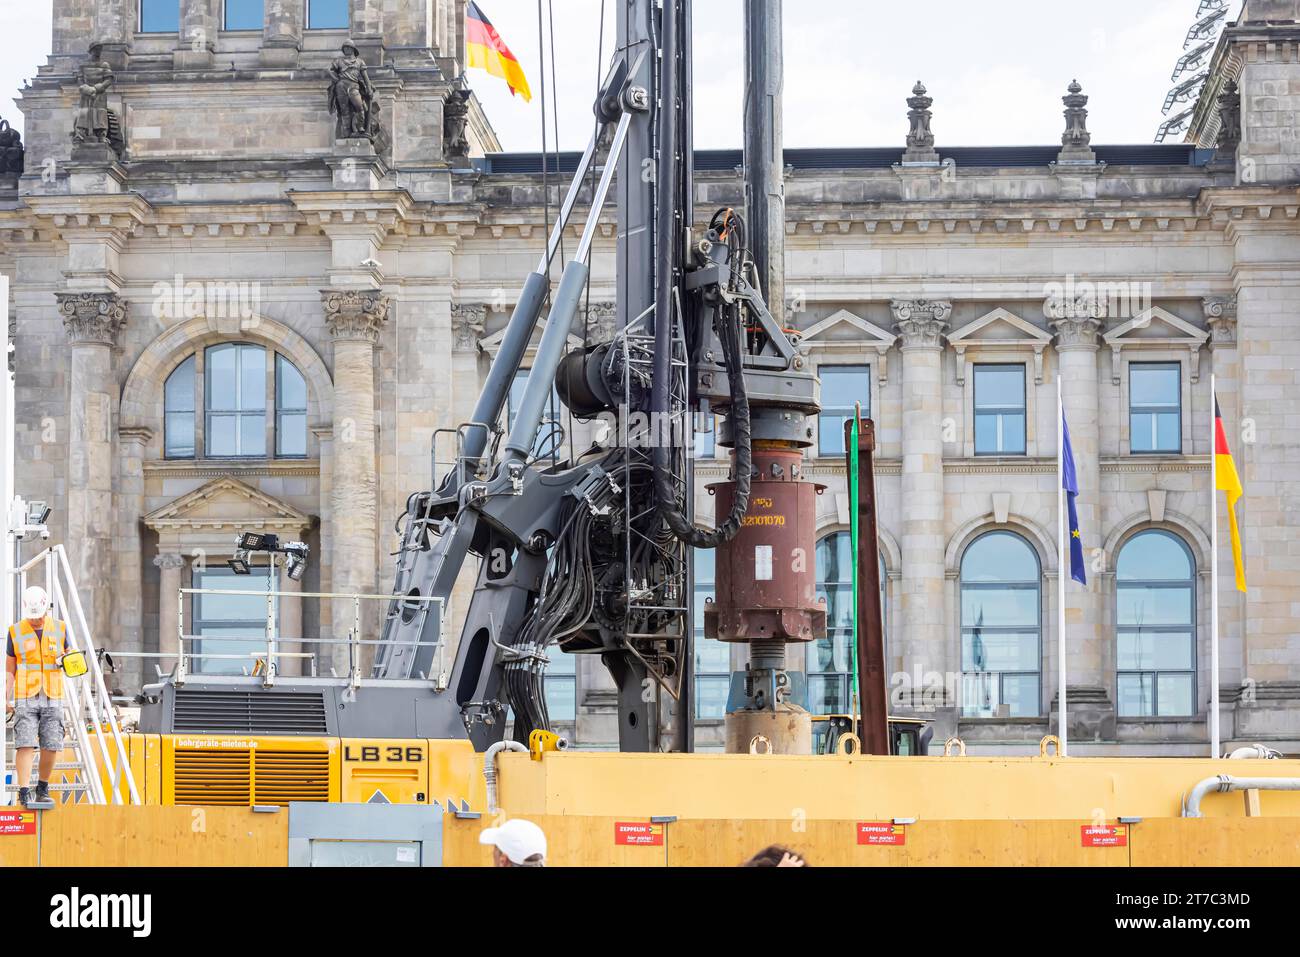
[1210,374,1221,758]
[1057,374,1068,757]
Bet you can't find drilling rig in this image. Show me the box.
[140,0,834,758]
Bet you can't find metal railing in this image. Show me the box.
[4,545,141,805]
[110,587,449,696]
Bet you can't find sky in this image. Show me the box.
[0,1,1240,147]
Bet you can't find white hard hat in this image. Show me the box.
[21,585,49,620]
[479,818,547,865]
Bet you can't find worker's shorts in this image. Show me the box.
[13,699,64,750]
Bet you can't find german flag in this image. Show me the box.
[466,3,532,102]
[1214,397,1247,592]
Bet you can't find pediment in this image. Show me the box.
[948,307,1053,344]
[144,476,312,532]
[1103,307,1209,345]
[948,308,1051,384]
[1102,307,1209,384]
[480,318,585,357]
[800,308,897,347]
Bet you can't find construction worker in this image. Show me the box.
[479,818,547,867]
[5,586,68,809]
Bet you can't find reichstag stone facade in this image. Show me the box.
[3,0,1300,755]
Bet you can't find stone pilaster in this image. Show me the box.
[58,291,125,653]
[892,299,950,710]
[174,0,218,71]
[323,289,389,674]
[116,425,151,691]
[262,0,304,67]
[153,552,186,673]
[1050,312,1115,741]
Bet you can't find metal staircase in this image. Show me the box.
[4,544,140,806]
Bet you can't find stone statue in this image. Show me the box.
[328,41,380,140]
[0,118,23,175]
[72,43,114,145]
[902,81,939,163]
[1216,79,1242,151]
[443,88,471,165]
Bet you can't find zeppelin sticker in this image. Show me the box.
[615,821,664,846]
[857,822,906,846]
[1081,824,1128,847]
[0,810,36,835]
[754,545,774,581]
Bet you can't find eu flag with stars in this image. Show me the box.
[1062,412,1087,585]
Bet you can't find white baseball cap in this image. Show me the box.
[21,585,49,620]
[479,818,547,865]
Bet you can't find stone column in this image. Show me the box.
[153,552,185,675]
[892,300,951,718]
[279,570,304,677]
[1050,313,1114,741]
[57,292,125,654]
[323,289,389,675]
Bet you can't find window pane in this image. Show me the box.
[807,674,847,715]
[695,676,729,720]
[206,413,237,456]
[1000,414,1026,453]
[165,412,195,458]
[818,414,848,457]
[820,367,870,411]
[1130,364,1179,408]
[277,412,307,457]
[307,0,350,29]
[1130,412,1156,452]
[225,0,264,30]
[974,365,1025,409]
[207,345,238,411]
[277,355,307,411]
[961,532,1039,582]
[240,413,267,457]
[240,347,267,411]
[1001,674,1040,717]
[1117,586,1192,627]
[165,356,195,412]
[816,532,853,583]
[806,636,852,675]
[193,566,276,676]
[1155,412,1180,452]
[961,587,1039,628]
[818,584,855,631]
[1118,631,1194,672]
[1118,673,1155,717]
[140,0,180,33]
[962,631,1039,672]
[695,638,729,672]
[694,419,716,459]
[1116,531,1193,581]
[1157,673,1194,717]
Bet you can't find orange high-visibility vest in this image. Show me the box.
[7,616,67,700]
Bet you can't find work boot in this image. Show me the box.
[33,781,52,807]
[16,786,30,808]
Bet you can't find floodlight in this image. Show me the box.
[227,555,252,575]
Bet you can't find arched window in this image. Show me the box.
[960,531,1041,717]
[162,344,308,460]
[1116,530,1196,717]
[809,531,887,716]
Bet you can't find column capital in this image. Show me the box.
[1204,295,1238,346]
[57,291,126,346]
[1050,315,1103,351]
[585,301,618,342]
[891,299,951,350]
[322,289,390,343]
[450,302,486,352]
[152,552,185,570]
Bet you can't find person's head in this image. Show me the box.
[479,818,547,867]
[88,42,104,61]
[21,586,49,623]
[342,41,360,57]
[742,844,808,867]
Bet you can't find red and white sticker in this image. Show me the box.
[615,821,664,846]
[857,821,906,846]
[1081,824,1128,847]
[0,810,36,835]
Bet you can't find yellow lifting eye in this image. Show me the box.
[528,729,566,761]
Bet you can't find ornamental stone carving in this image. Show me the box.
[72,43,114,146]
[322,289,390,342]
[450,302,486,352]
[1216,80,1242,153]
[152,552,186,571]
[1204,295,1238,345]
[443,88,471,167]
[1050,315,1103,350]
[891,299,950,349]
[1057,80,1097,164]
[585,301,618,342]
[328,41,382,141]
[903,82,938,163]
[57,292,126,345]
